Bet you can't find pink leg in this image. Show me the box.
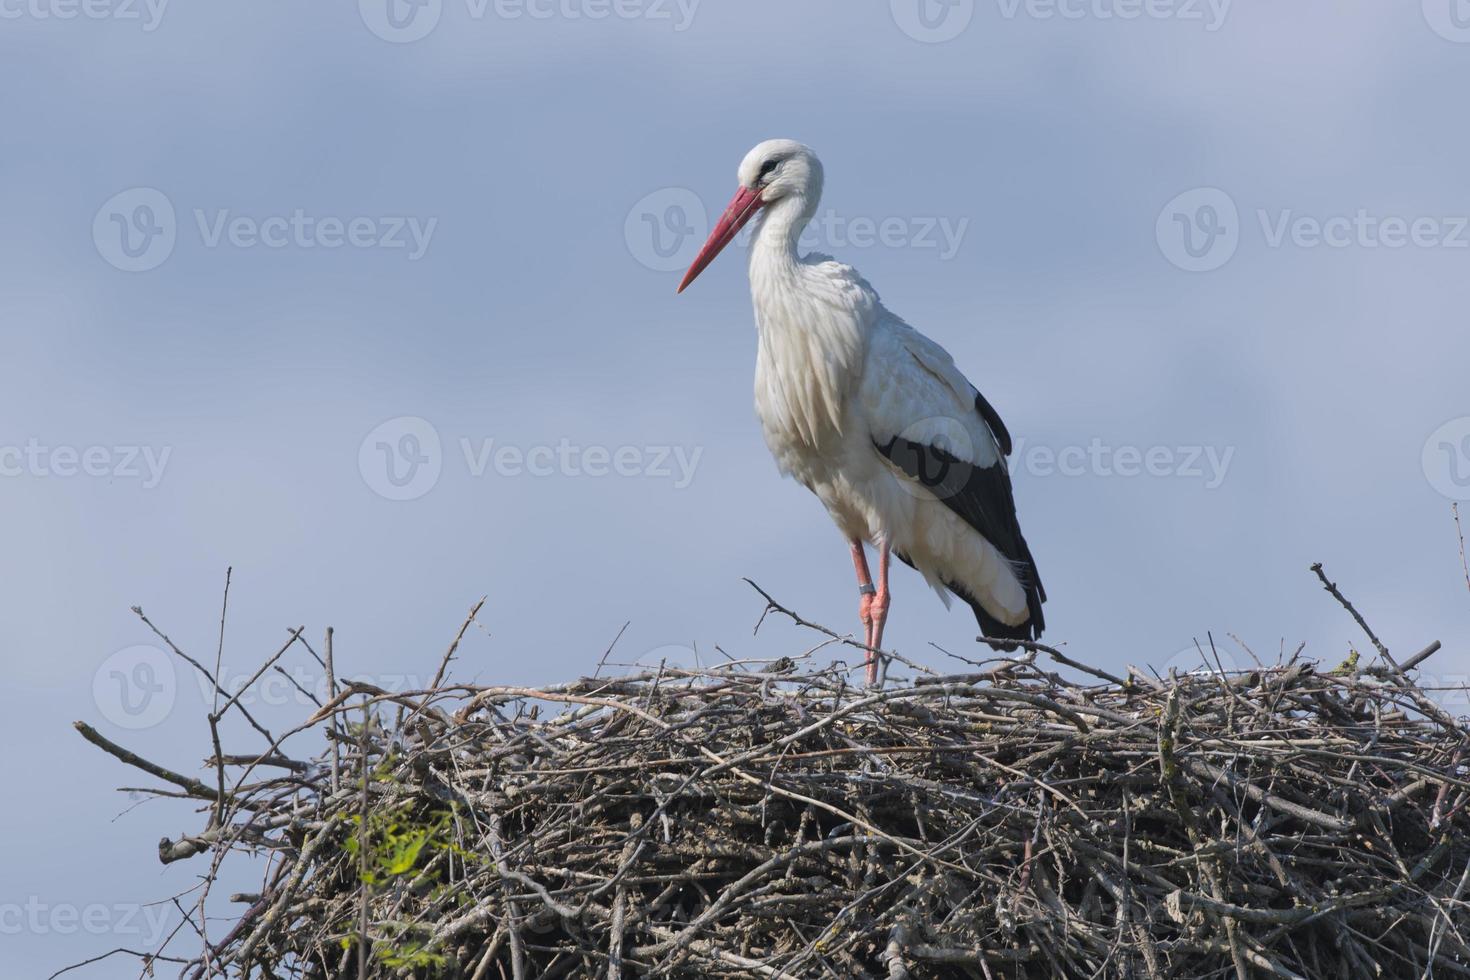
[849,540,876,681]
[867,544,892,686]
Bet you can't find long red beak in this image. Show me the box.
[677,185,765,293]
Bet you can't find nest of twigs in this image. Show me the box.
[74,582,1470,979]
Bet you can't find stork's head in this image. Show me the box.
[677,139,823,293]
[736,139,823,207]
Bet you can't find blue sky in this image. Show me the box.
[5,1,1470,973]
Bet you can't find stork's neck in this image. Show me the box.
[745,190,876,336]
[747,194,814,287]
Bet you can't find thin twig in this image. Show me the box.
[1310,562,1393,663]
[1456,503,1470,597]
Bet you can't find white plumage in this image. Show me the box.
[679,139,1045,684]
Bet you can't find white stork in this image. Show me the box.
[677,139,1046,685]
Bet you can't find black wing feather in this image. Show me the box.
[973,390,1013,457]
[876,392,1045,642]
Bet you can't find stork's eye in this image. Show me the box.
[759,159,781,180]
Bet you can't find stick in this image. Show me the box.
[73,722,219,800]
[1310,563,1393,663]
